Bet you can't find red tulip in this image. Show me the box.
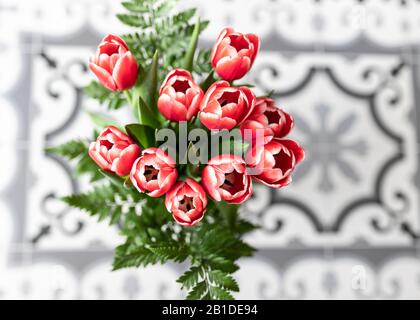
[130,148,178,197]
[202,155,252,204]
[200,81,256,130]
[246,138,304,188]
[89,34,138,91]
[88,126,141,177]
[211,27,260,81]
[158,69,204,122]
[241,97,294,143]
[165,178,207,227]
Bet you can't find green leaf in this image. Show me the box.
[177,266,202,289]
[62,185,120,223]
[266,89,275,98]
[200,226,255,260]
[186,281,207,300]
[86,111,122,131]
[135,96,161,127]
[200,70,216,92]
[121,1,149,13]
[46,139,87,160]
[113,244,160,270]
[208,270,239,292]
[125,123,155,149]
[99,169,125,187]
[155,0,178,16]
[47,139,103,182]
[235,219,259,235]
[124,176,133,189]
[182,17,200,71]
[84,81,125,110]
[74,155,103,181]
[119,3,210,80]
[116,14,148,27]
[172,8,196,24]
[194,49,212,75]
[137,50,159,112]
[148,243,189,263]
[201,228,234,253]
[208,286,234,300]
[205,256,239,274]
[214,201,240,229]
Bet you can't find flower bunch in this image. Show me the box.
[51,0,304,300]
[88,29,303,228]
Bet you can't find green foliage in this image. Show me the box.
[200,70,216,92]
[195,49,213,75]
[59,173,258,300]
[186,281,208,300]
[125,123,155,149]
[99,169,126,188]
[111,194,189,270]
[46,139,103,182]
[182,18,200,71]
[181,266,238,300]
[113,243,162,270]
[177,266,202,289]
[118,0,211,81]
[148,242,189,263]
[84,81,125,110]
[137,50,159,113]
[62,184,126,224]
[46,139,86,160]
[86,111,122,131]
[172,202,256,300]
[135,96,161,127]
[208,270,239,292]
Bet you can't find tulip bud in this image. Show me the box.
[88,126,141,177]
[211,27,260,81]
[165,178,207,227]
[89,34,138,91]
[200,81,256,131]
[241,97,294,143]
[202,155,252,204]
[158,69,204,122]
[246,138,304,188]
[130,148,178,197]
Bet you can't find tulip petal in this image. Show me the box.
[202,166,222,201]
[211,27,234,65]
[158,94,188,122]
[98,54,112,73]
[246,33,261,65]
[112,52,138,91]
[102,34,129,51]
[216,55,251,81]
[114,144,141,176]
[89,143,112,171]
[89,62,117,91]
[278,139,305,164]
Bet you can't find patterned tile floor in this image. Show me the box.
[0,0,420,299]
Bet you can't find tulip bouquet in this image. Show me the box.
[49,0,304,300]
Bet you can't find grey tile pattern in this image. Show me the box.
[0,0,419,299]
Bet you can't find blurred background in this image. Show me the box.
[1,0,420,299]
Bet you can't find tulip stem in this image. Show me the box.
[124,90,132,107]
[125,90,139,121]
